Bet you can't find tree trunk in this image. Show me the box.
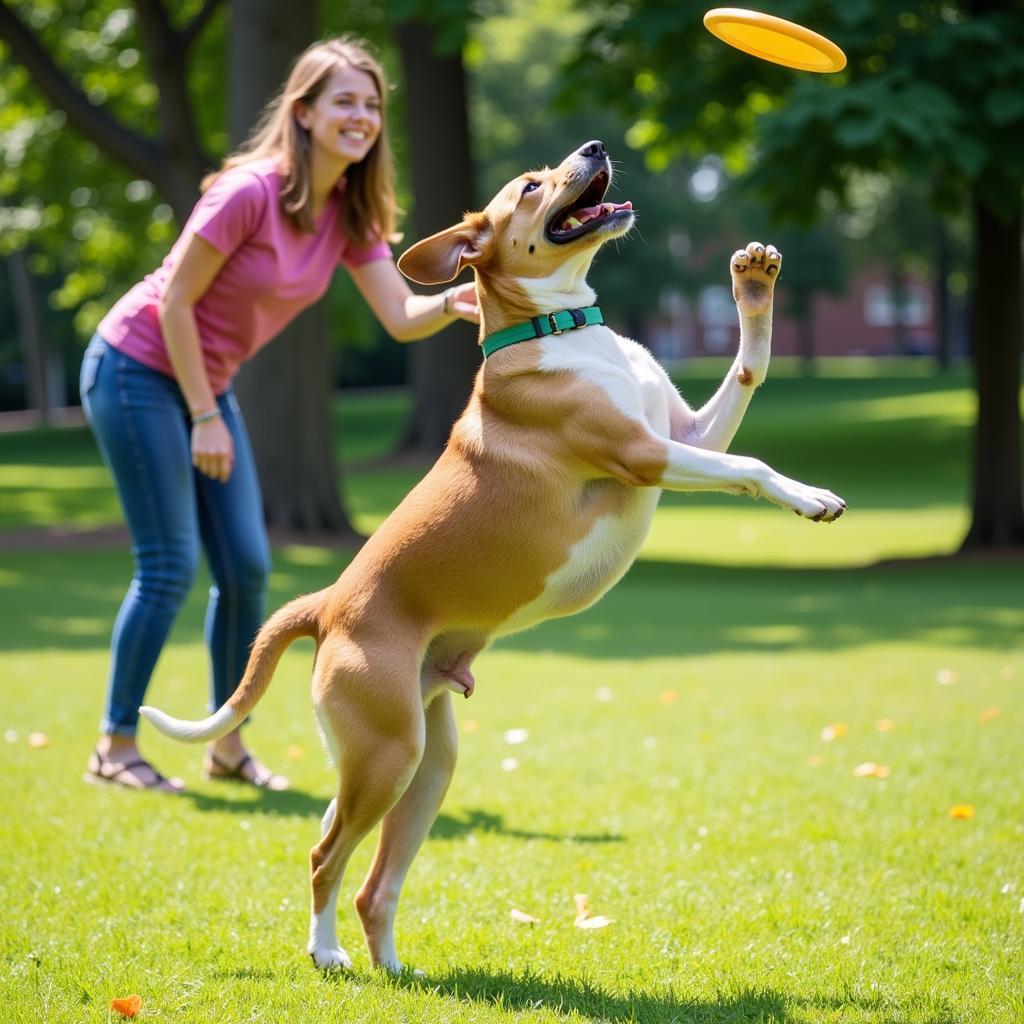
[795,297,815,376]
[6,247,49,423]
[394,18,480,455]
[961,194,1024,550]
[890,263,907,355]
[228,0,358,537]
[935,219,951,369]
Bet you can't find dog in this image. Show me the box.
[141,140,845,973]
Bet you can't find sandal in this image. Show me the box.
[202,751,289,791]
[84,747,183,793]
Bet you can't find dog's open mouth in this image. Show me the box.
[546,170,633,244]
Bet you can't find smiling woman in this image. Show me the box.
[76,35,482,794]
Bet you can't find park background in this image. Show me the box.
[0,1,1022,1022]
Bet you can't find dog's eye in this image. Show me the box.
[521,181,540,195]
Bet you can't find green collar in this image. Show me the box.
[481,306,604,359]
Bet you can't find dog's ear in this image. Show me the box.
[397,214,491,285]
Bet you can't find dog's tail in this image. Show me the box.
[139,589,326,743]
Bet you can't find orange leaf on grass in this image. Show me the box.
[875,719,894,732]
[28,732,49,748]
[659,690,678,705]
[821,723,847,742]
[949,805,975,820]
[979,707,1002,724]
[110,995,143,1017]
[853,762,890,779]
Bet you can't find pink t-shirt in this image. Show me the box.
[97,158,392,394]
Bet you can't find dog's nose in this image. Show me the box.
[578,140,607,160]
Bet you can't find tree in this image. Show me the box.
[227,0,360,536]
[560,0,1024,550]
[389,4,481,455]
[1,0,365,536]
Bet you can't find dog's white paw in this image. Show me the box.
[375,958,426,979]
[788,483,847,522]
[308,944,352,970]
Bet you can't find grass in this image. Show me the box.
[1,360,1022,1023]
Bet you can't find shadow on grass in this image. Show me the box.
[180,786,327,819]
[3,551,1020,658]
[174,791,618,846]
[430,808,622,844]
[385,967,790,1023]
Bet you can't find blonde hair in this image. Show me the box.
[202,36,398,243]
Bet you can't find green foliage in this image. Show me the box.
[0,0,225,341]
[560,0,1024,224]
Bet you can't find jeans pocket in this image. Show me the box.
[79,336,106,400]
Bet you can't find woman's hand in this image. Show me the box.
[192,415,235,483]
[447,282,480,324]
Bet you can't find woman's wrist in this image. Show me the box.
[191,406,221,426]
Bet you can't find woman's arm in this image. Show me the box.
[348,258,479,342]
[158,232,235,482]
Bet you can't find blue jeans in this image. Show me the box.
[80,335,271,735]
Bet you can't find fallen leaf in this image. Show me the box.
[285,745,305,759]
[28,732,49,748]
[874,719,894,732]
[948,804,975,820]
[853,762,890,779]
[573,893,614,929]
[503,728,528,745]
[573,893,590,919]
[510,908,540,925]
[659,690,678,704]
[576,915,614,929]
[821,723,847,742]
[979,707,1002,724]
[807,754,824,766]
[110,995,142,1017]
[462,719,479,733]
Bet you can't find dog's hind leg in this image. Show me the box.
[355,690,458,972]
[306,638,427,970]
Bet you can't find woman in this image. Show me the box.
[80,36,478,793]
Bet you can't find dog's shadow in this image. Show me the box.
[181,793,621,845]
[388,967,789,1023]
[430,808,622,844]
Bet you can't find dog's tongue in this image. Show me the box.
[576,200,633,223]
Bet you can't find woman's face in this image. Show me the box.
[296,63,382,168]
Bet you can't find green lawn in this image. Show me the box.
[1,362,1022,1023]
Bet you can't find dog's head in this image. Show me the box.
[397,141,633,298]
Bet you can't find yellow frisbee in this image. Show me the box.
[703,8,847,73]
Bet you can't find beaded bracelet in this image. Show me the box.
[191,407,221,426]
[443,287,456,316]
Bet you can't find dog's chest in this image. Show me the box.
[495,483,658,636]
[538,327,671,433]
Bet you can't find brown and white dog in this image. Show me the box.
[141,140,845,973]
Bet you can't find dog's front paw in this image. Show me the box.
[788,483,847,523]
[731,241,782,316]
[308,943,353,970]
